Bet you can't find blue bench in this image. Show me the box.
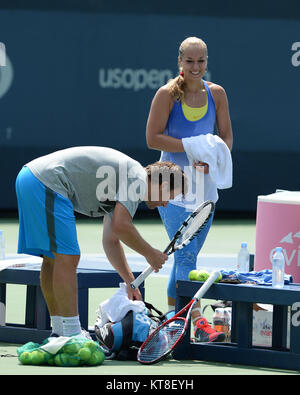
[174,279,300,371]
[0,259,144,344]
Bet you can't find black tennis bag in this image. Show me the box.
[94,302,174,361]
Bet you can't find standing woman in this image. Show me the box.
[146,37,233,342]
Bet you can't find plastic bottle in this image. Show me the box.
[223,308,231,341]
[237,242,250,272]
[213,308,230,338]
[272,247,285,288]
[0,230,5,260]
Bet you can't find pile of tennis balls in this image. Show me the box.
[188,269,222,283]
[18,339,105,367]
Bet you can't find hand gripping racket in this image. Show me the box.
[130,200,214,290]
[137,270,220,364]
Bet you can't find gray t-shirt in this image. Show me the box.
[26,146,147,218]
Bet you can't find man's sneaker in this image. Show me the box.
[194,317,225,342]
[71,328,92,340]
[49,332,60,339]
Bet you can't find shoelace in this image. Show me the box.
[196,319,216,334]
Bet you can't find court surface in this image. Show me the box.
[0,216,299,375]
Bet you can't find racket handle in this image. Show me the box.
[194,271,220,301]
[130,266,154,290]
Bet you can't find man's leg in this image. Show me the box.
[52,253,80,317]
[52,253,82,336]
[40,253,80,316]
[40,253,82,336]
[40,255,59,316]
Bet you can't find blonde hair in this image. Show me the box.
[167,37,207,101]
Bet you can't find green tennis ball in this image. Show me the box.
[78,347,92,362]
[68,354,81,366]
[54,353,70,367]
[196,270,210,282]
[63,340,81,354]
[19,351,31,365]
[95,349,105,364]
[47,356,55,366]
[84,341,98,353]
[87,350,105,366]
[215,273,223,283]
[54,354,63,366]
[43,352,53,363]
[188,270,198,281]
[30,350,45,365]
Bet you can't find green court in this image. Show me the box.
[0,217,299,375]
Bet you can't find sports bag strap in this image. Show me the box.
[144,302,163,317]
[120,311,134,350]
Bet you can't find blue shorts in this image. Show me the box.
[158,203,214,300]
[16,166,80,259]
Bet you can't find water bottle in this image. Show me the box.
[0,230,5,260]
[237,242,250,272]
[224,307,232,334]
[213,308,230,338]
[272,247,285,288]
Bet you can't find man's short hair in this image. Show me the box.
[145,161,188,196]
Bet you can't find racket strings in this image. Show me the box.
[138,319,185,363]
[176,204,212,246]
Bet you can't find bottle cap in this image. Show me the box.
[275,247,282,252]
[241,242,247,248]
[215,308,223,314]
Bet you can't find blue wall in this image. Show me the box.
[0,8,299,212]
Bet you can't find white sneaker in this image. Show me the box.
[71,328,92,340]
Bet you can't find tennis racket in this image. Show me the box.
[130,200,214,290]
[137,270,220,364]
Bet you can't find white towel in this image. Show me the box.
[97,283,145,325]
[40,336,71,354]
[182,134,233,189]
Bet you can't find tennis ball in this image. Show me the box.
[30,350,45,365]
[84,340,98,353]
[62,340,81,354]
[68,354,81,366]
[54,354,63,366]
[78,347,92,362]
[188,270,198,281]
[19,351,31,365]
[54,353,70,367]
[86,350,105,366]
[196,270,210,282]
[47,356,55,366]
[43,352,53,363]
[215,273,223,283]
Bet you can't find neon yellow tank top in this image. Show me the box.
[182,92,208,121]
